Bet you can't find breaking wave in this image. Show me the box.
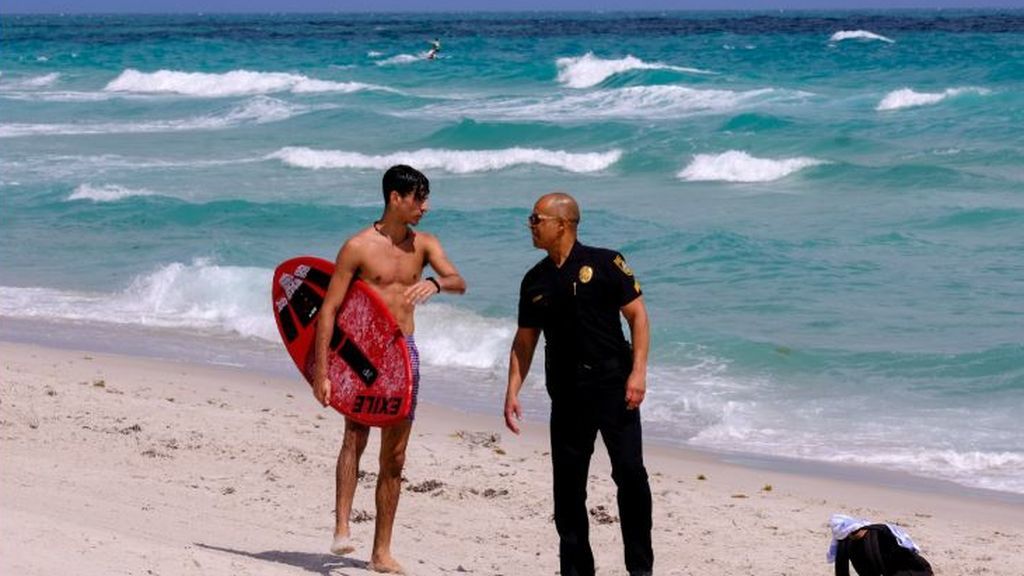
[67,183,157,202]
[421,85,810,122]
[555,52,714,88]
[829,30,895,43]
[269,146,622,174]
[103,68,395,97]
[678,150,826,182]
[876,87,991,111]
[1,72,61,89]
[0,96,313,138]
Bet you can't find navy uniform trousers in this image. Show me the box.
[549,375,654,576]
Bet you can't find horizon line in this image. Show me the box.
[4,6,1024,15]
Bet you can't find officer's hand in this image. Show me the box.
[504,394,522,434]
[313,376,332,407]
[625,372,646,410]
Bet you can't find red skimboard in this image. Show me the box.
[272,256,413,426]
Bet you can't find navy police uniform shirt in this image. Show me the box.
[518,241,642,386]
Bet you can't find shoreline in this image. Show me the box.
[3,317,1022,504]
[2,340,1022,575]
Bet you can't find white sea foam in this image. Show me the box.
[0,90,123,102]
[68,183,156,202]
[269,146,622,174]
[653,361,1024,495]
[6,154,262,183]
[0,260,276,341]
[677,150,826,182]
[0,261,515,371]
[376,53,425,66]
[123,260,276,339]
[2,72,61,89]
[641,353,761,441]
[0,96,312,138]
[289,78,391,94]
[876,87,990,111]
[415,303,515,370]
[218,95,302,124]
[829,30,895,44]
[103,68,394,97]
[822,449,1024,494]
[555,52,714,88]
[421,85,808,122]
[688,406,1024,494]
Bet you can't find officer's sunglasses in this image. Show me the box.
[528,212,560,226]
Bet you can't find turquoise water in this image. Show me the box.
[2,11,1023,493]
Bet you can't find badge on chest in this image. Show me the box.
[578,265,593,283]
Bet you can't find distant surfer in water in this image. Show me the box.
[313,165,466,573]
[426,38,441,60]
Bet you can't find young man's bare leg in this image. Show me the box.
[331,418,369,555]
[368,419,412,574]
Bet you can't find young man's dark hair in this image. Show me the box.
[382,164,430,203]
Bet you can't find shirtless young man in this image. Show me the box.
[312,165,466,573]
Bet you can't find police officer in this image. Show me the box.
[504,192,653,576]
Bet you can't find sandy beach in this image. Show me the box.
[1,340,1020,576]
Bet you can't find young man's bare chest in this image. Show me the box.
[359,247,425,288]
[355,236,426,333]
[354,229,427,290]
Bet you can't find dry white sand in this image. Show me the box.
[2,341,1020,575]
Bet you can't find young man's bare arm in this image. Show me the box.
[312,239,362,406]
[406,232,466,304]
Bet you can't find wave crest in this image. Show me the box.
[829,30,895,43]
[269,146,622,174]
[68,184,156,202]
[555,52,713,89]
[2,72,61,89]
[104,68,393,97]
[0,96,311,138]
[422,85,807,122]
[0,260,275,341]
[678,150,826,182]
[876,87,990,111]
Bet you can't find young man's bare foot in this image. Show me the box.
[368,555,405,574]
[329,534,356,556]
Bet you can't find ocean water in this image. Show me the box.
[2,11,1023,495]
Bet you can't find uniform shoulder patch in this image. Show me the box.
[613,254,634,276]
